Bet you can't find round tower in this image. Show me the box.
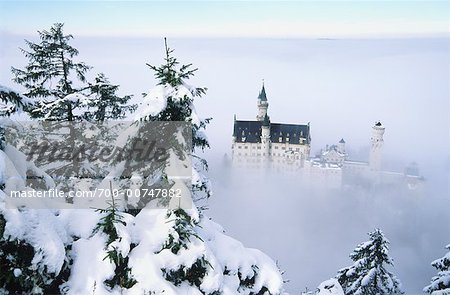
[369,122,385,171]
[261,114,271,162]
[256,83,269,121]
[338,138,346,154]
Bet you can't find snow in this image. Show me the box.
[361,268,376,287]
[134,85,168,120]
[197,217,284,294]
[63,93,89,103]
[1,200,68,274]
[13,268,22,277]
[317,279,344,295]
[63,233,115,295]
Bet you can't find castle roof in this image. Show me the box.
[339,138,345,143]
[233,120,310,144]
[258,84,267,101]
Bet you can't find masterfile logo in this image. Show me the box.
[3,121,192,210]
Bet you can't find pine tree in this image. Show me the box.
[10,24,137,196]
[112,38,214,289]
[105,38,211,209]
[84,73,137,121]
[336,228,403,295]
[93,193,137,291]
[11,23,135,122]
[11,23,91,121]
[424,244,450,294]
[145,38,211,201]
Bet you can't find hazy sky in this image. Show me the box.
[1,1,449,38]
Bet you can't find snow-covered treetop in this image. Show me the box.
[11,23,90,102]
[140,38,210,153]
[349,228,393,265]
[424,243,450,294]
[337,228,403,295]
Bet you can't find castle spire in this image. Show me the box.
[258,80,267,101]
[256,80,269,121]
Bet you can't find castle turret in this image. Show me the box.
[256,83,269,121]
[338,138,346,154]
[261,114,271,162]
[232,114,237,143]
[369,122,385,171]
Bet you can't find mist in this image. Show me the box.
[1,35,449,294]
[205,161,449,294]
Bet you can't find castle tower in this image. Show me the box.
[261,114,271,163]
[256,83,269,121]
[232,114,237,143]
[338,138,346,154]
[369,122,385,171]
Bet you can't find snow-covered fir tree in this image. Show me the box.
[424,243,450,294]
[10,24,136,194]
[11,23,134,122]
[336,228,403,295]
[11,23,91,121]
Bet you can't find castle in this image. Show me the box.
[231,84,423,189]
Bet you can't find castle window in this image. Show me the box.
[244,146,248,149]
[274,146,278,149]
[279,137,282,142]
